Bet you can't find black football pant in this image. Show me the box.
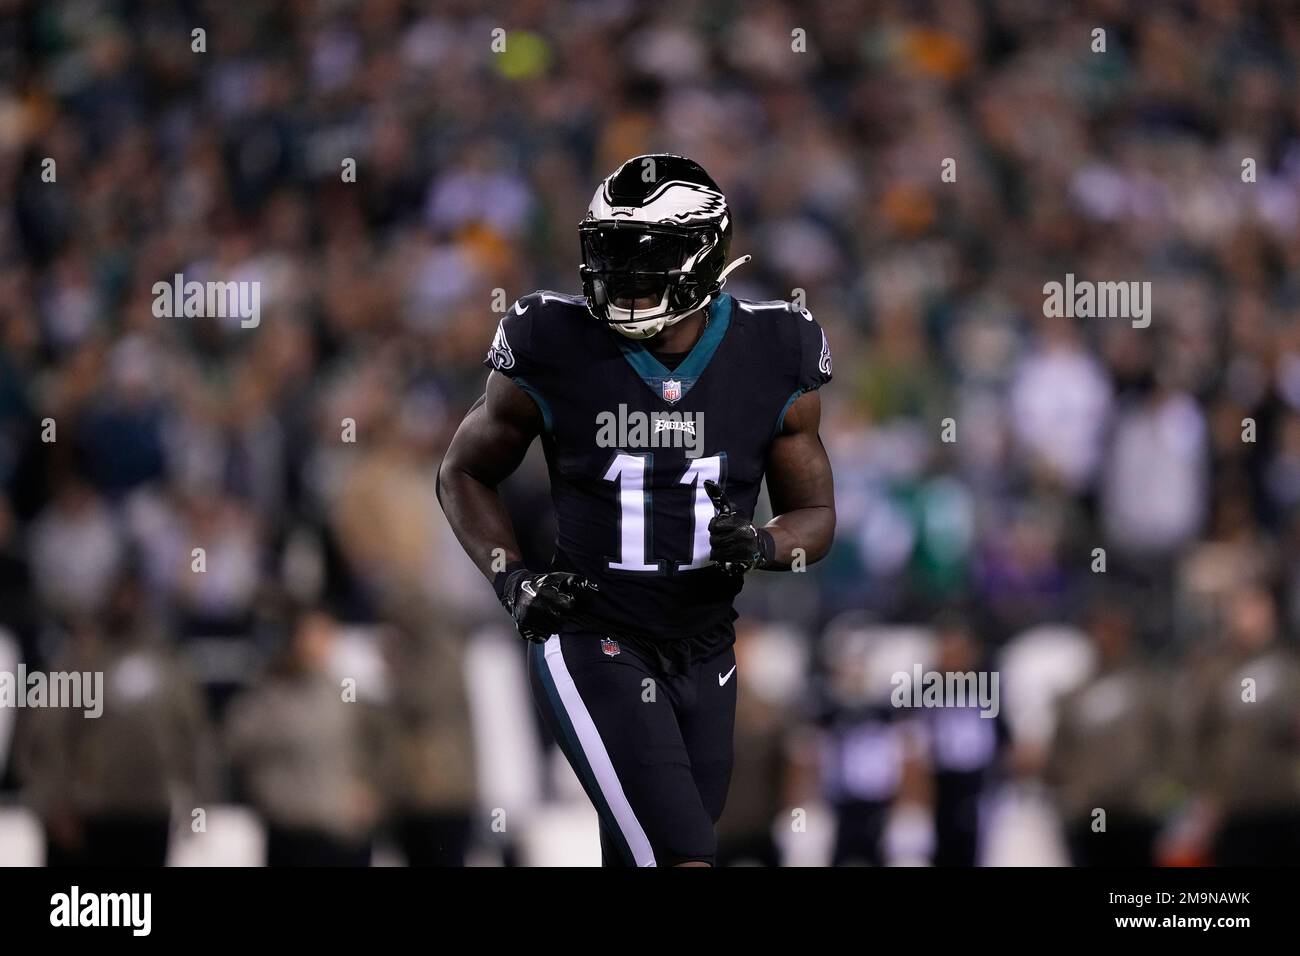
[528,632,737,866]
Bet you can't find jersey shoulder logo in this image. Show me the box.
[818,328,832,377]
[487,318,515,371]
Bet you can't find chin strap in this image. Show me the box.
[716,254,752,287]
[607,254,754,339]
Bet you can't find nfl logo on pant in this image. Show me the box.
[600,637,621,657]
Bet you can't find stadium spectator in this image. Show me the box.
[14,564,211,866]
[1047,600,1175,866]
[225,606,383,866]
[1189,584,1300,866]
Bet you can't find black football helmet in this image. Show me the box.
[579,154,748,339]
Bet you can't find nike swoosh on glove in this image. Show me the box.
[497,568,598,643]
[704,479,775,575]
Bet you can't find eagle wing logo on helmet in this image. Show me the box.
[487,318,515,371]
[601,181,725,225]
[819,328,833,377]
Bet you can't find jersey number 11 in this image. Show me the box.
[603,453,723,573]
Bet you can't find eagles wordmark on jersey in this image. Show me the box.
[484,288,831,647]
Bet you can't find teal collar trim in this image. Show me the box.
[615,293,733,404]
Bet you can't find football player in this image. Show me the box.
[437,154,835,866]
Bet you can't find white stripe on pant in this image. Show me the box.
[543,634,657,867]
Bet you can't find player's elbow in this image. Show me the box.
[436,451,498,513]
[435,456,463,511]
[785,504,834,567]
[807,506,836,564]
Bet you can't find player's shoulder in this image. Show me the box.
[731,295,819,326]
[486,290,591,374]
[728,294,832,388]
[729,294,827,347]
[512,289,589,318]
[500,289,589,337]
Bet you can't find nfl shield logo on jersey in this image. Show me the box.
[662,378,682,403]
[600,637,621,657]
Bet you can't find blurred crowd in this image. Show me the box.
[1,0,1299,865]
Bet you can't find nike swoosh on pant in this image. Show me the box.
[718,665,737,686]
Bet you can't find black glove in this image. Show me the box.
[494,566,598,642]
[704,480,775,575]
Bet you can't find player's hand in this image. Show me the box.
[704,480,774,575]
[499,570,598,643]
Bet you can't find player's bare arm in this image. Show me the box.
[761,388,835,567]
[702,388,834,573]
[436,371,540,580]
[437,371,597,642]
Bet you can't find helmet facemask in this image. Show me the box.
[580,221,721,339]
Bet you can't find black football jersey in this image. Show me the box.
[483,290,831,648]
